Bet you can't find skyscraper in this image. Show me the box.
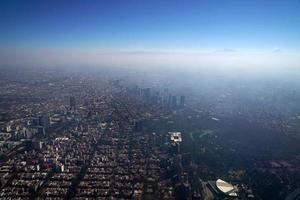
[167,94,172,108]
[172,96,177,109]
[69,96,76,109]
[38,115,50,128]
[142,88,151,102]
[180,96,185,108]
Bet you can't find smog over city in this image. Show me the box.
[0,1,300,200]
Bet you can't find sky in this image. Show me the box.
[0,0,300,69]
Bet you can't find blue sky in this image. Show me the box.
[0,0,300,68]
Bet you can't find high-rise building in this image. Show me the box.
[38,115,50,128]
[180,95,185,107]
[140,88,151,102]
[172,96,177,109]
[167,94,172,108]
[133,120,143,132]
[144,88,151,102]
[61,164,65,172]
[69,96,76,109]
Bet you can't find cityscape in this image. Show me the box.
[0,67,300,200]
[1,0,300,200]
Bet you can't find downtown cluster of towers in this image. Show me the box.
[127,85,185,109]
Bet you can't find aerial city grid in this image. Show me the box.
[0,0,300,200]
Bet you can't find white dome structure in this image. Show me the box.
[216,179,238,197]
